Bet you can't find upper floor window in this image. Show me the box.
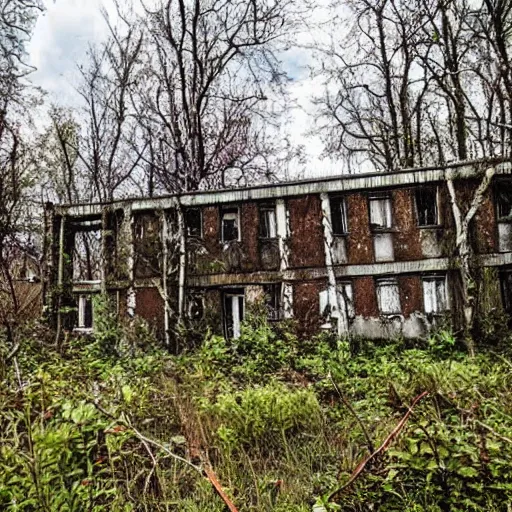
[369,193,392,230]
[259,204,277,238]
[376,278,401,315]
[221,207,240,242]
[416,187,439,226]
[422,275,448,314]
[185,208,202,238]
[330,196,348,235]
[497,183,512,220]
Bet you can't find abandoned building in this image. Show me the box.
[43,163,512,343]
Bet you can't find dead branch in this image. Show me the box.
[328,390,429,501]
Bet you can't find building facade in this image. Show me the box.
[44,163,512,344]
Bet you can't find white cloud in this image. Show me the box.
[28,0,113,106]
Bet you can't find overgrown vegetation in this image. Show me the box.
[3,311,512,511]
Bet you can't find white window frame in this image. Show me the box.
[76,294,94,332]
[223,291,245,339]
[415,186,440,227]
[221,208,241,242]
[422,275,449,314]
[376,278,401,315]
[369,194,393,230]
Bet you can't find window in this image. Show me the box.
[330,196,348,235]
[500,270,512,313]
[185,208,202,238]
[263,283,281,320]
[497,183,512,220]
[223,290,245,339]
[259,205,277,238]
[78,295,93,330]
[187,292,205,320]
[221,208,240,242]
[337,281,355,321]
[416,187,439,226]
[369,193,392,230]
[376,278,401,315]
[422,275,448,314]
[319,282,355,321]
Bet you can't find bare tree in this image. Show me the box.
[0,0,44,341]
[133,0,299,193]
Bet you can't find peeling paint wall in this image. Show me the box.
[293,279,326,336]
[393,188,423,260]
[353,277,379,318]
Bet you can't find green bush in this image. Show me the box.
[203,382,321,450]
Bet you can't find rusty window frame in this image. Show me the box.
[221,207,240,242]
[185,208,202,238]
[415,186,439,227]
[329,195,348,235]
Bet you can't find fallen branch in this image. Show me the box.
[203,463,239,512]
[328,390,429,501]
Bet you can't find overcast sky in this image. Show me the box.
[27,0,341,179]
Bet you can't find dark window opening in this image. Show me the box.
[259,205,277,238]
[497,183,512,220]
[264,283,281,321]
[223,289,245,338]
[187,293,205,320]
[501,270,512,314]
[185,208,202,238]
[221,208,240,242]
[134,212,161,278]
[416,187,438,226]
[330,196,348,235]
[78,295,93,329]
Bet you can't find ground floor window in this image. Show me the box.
[500,270,512,314]
[77,295,93,330]
[376,278,401,315]
[223,289,245,339]
[422,275,448,314]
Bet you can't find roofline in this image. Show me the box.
[54,159,512,218]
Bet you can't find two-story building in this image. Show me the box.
[43,162,512,344]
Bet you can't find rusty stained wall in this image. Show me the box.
[293,279,326,336]
[346,193,373,264]
[353,276,379,318]
[288,195,325,268]
[399,275,423,318]
[453,179,498,255]
[393,188,423,261]
[135,287,164,336]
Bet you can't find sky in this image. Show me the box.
[27,0,341,179]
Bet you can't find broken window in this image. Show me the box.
[376,278,401,315]
[416,187,439,226]
[187,292,205,320]
[319,282,355,321]
[263,283,281,321]
[337,281,355,321]
[134,212,161,278]
[422,275,448,314]
[223,289,245,339]
[73,230,102,282]
[259,204,277,238]
[330,196,348,235]
[77,295,93,330]
[497,182,512,219]
[185,208,202,238]
[369,193,393,230]
[221,207,240,242]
